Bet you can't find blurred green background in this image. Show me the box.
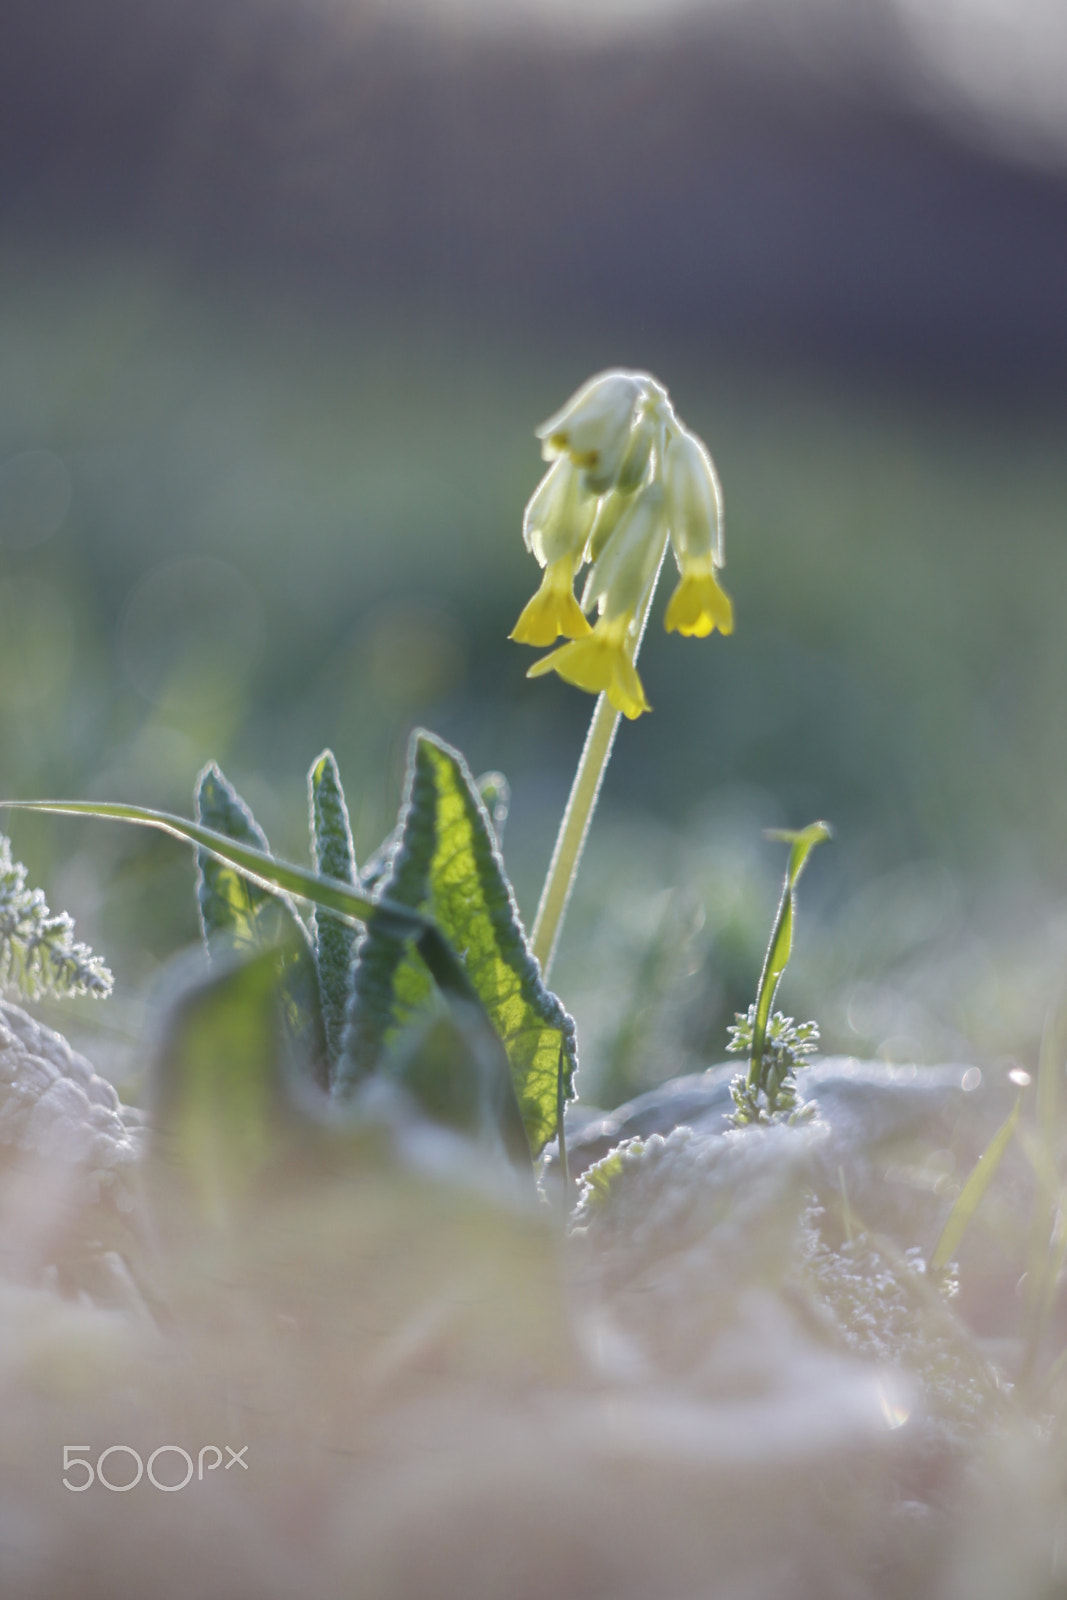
[3,0,1067,1104]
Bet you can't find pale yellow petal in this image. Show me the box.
[510,563,592,646]
[664,571,734,638]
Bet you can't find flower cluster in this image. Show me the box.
[511,370,733,719]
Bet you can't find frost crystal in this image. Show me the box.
[726,1007,818,1125]
[0,834,112,1001]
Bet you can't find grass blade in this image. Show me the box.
[0,798,414,930]
[930,1092,1023,1272]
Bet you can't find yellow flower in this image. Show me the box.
[580,485,668,623]
[524,487,666,718]
[510,455,598,644]
[664,561,734,638]
[522,456,596,568]
[662,424,733,639]
[514,370,734,720]
[527,614,650,720]
[537,370,663,494]
[510,556,593,646]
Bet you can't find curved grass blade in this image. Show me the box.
[930,1091,1023,1272]
[308,751,359,1071]
[0,798,402,927]
[338,731,576,1157]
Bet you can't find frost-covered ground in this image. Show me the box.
[2,997,1064,1600]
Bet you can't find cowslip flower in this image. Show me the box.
[528,486,668,718]
[536,370,663,494]
[662,428,734,639]
[509,457,596,647]
[512,369,732,719]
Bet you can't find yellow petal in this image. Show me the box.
[664,571,734,638]
[510,571,592,646]
[608,650,651,719]
[526,629,650,719]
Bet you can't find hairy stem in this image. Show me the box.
[531,542,667,981]
[531,692,619,979]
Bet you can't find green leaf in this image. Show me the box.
[385,1013,506,1146]
[766,822,835,898]
[930,1092,1023,1272]
[150,944,295,1229]
[338,730,576,1157]
[750,821,832,1090]
[195,763,292,952]
[308,750,359,1071]
[0,798,523,1150]
[195,763,329,1090]
[577,1138,644,1213]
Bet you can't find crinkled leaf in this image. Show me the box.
[579,1141,642,1211]
[150,945,294,1228]
[195,763,329,1087]
[339,731,576,1156]
[195,763,293,952]
[0,799,520,1148]
[384,1012,509,1149]
[308,750,358,1071]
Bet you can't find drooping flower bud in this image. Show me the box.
[522,456,597,570]
[510,456,599,647]
[581,484,668,625]
[536,370,647,494]
[613,405,657,495]
[663,426,724,570]
[663,426,733,639]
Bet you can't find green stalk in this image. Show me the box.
[531,692,619,978]
[530,544,667,981]
[746,823,832,1097]
[747,876,792,1093]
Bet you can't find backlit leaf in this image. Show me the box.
[196,763,329,1089]
[308,750,359,1072]
[338,730,576,1156]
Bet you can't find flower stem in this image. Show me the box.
[531,692,620,979]
[530,542,668,981]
